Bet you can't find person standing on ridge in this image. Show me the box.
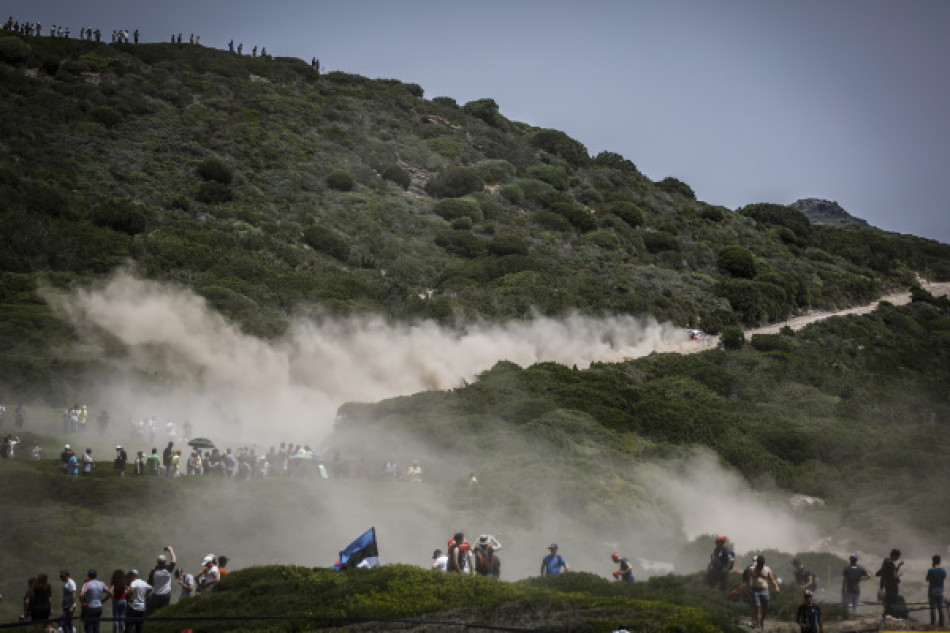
[541,543,569,576]
[876,548,904,618]
[706,535,734,589]
[926,554,946,628]
[146,448,161,476]
[611,551,634,582]
[473,535,502,578]
[840,554,868,613]
[431,549,448,572]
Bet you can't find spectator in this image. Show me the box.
[125,570,151,633]
[80,569,111,633]
[146,547,177,614]
[60,570,76,633]
[109,569,127,633]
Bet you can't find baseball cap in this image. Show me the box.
[548,543,558,549]
[849,553,858,561]
[804,589,814,596]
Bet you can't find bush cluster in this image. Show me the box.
[424,167,483,198]
[197,157,234,185]
[326,169,355,191]
[381,164,410,190]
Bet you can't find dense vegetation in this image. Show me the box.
[1,30,949,400]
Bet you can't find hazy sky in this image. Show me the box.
[10,0,950,243]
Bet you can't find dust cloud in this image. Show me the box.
[37,271,826,581]
[637,450,819,556]
[48,270,692,443]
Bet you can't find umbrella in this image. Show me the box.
[188,437,216,449]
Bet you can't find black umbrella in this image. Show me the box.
[188,437,216,449]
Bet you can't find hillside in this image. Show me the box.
[2,32,950,632]
[1,31,949,401]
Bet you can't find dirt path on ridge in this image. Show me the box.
[697,280,950,350]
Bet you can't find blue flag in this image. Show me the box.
[332,527,379,570]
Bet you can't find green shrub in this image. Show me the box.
[381,164,410,190]
[89,106,123,129]
[467,191,505,221]
[451,216,473,230]
[656,176,696,199]
[775,226,799,245]
[520,179,561,208]
[302,225,350,261]
[433,198,483,223]
[717,245,757,278]
[575,186,604,206]
[194,181,234,204]
[487,234,529,256]
[462,98,508,129]
[642,231,680,253]
[89,199,149,235]
[592,150,638,172]
[499,183,524,205]
[0,37,31,65]
[28,182,75,220]
[431,96,458,108]
[720,326,745,350]
[530,210,571,232]
[526,164,569,190]
[434,230,486,257]
[750,333,794,353]
[196,157,234,185]
[327,169,356,191]
[427,137,464,159]
[609,201,644,228]
[584,230,621,250]
[425,167,483,198]
[549,202,596,232]
[740,202,811,240]
[700,205,726,222]
[474,159,516,183]
[527,129,590,166]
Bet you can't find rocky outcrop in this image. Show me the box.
[790,198,871,228]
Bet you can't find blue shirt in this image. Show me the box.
[82,580,108,608]
[927,566,947,593]
[67,455,79,475]
[542,553,566,575]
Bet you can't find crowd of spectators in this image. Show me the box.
[20,548,230,631]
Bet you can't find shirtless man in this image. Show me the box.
[747,555,780,630]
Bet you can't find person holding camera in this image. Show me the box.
[146,546,176,614]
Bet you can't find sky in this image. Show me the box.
[9,0,950,243]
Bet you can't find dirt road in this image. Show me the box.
[700,280,950,349]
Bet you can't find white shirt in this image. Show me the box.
[433,555,448,572]
[128,579,151,611]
